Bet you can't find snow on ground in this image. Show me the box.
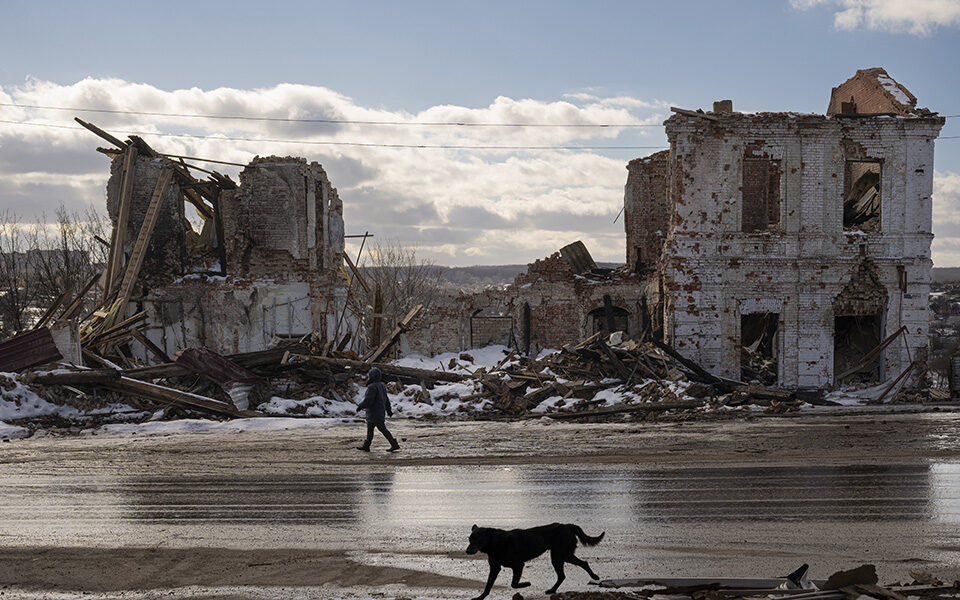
[89,416,353,437]
[0,421,29,440]
[0,372,81,421]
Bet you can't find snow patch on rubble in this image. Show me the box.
[394,345,515,373]
[824,382,893,406]
[0,372,81,421]
[877,74,912,106]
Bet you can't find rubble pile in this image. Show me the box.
[550,565,960,600]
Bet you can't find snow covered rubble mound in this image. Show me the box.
[0,372,81,422]
[256,344,704,419]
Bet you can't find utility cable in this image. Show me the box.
[0,119,668,150]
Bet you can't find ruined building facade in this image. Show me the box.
[627,69,944,388]
[108,154,348,358]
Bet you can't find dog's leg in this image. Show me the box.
[510,565,531,589]
[566,554,600,580]
[471,559,501,600]
[545,551,566,594]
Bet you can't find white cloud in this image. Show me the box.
[0,77,668,266]
[791,0,960,35]
[934,171,960,266]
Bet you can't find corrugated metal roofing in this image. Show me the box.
[0,328,63,372]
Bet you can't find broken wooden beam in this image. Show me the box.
[301,354,471,383]
[105,376,260,418]
[364,303,422,363]
[30,368,121,386]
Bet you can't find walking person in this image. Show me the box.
[356,368,400,452]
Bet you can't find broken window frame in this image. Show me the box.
[740,157,783,234]
[842,159,882,233]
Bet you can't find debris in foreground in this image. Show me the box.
[569,565,960,600]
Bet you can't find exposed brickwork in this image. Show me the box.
[410,264,644,356]
[833,259,888,316]
[106,156,185,291]
[827,67,918,116]
[119,156,349,360]
[624,150,669,271]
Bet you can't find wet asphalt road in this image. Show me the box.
[3,416,960,598]
[2,461,960,584]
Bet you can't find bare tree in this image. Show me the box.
[357,241,444,348]
[0,207,109,336]
[28,207,108,308]
[0,212,34,335]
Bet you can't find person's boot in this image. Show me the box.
[387,442,400,452]
[356,445,370,452]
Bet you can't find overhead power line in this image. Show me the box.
[2,102,958,126]
[0,119,668,150]
[0,101,661,128]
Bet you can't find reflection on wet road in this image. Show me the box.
[3,463,959,524]
[3,462,960,578]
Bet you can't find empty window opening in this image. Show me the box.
[588,305,629,337]
[843,161,881,232]
[834,315,883,385]
[740,313,779,385]
[741,158,782,233]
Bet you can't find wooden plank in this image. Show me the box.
[31,369,120,386]
[301,354,470,383]
[364,304,422,363]
[114,168,173,309]
[104,145,139,300]
[343,252,370,295]
[131,330,171,363]
[369,283,383,349]
[597,340,633,380]
[32,290,68,330]
[56,272,101,323]
[74,117,126,149]
[106,376,260,418]
[652,339,724,386]
[836,325,906,381]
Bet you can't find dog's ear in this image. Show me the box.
[472,524,478,531]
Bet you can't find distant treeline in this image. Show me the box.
[933,268,960,283]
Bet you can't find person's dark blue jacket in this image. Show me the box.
[357,368,392,424]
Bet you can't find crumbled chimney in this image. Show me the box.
[713,100,733,114]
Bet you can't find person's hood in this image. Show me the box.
[367,368,382,383]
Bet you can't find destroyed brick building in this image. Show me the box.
[414,68,944,391]
[94,130,351,361]
[627,68,944,389]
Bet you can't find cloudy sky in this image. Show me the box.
[1,0,959,266]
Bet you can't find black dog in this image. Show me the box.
[465,523,604,599]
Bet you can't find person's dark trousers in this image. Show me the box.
[361,422,398,449]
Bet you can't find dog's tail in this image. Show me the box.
[572,525,605,546]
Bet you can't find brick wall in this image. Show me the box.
[660,109,943,388]
[624,150,669,270]
[827,68,918,116]
[107,156,185,291]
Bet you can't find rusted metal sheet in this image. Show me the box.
[0,328,63,372]
[172,347,266,410]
